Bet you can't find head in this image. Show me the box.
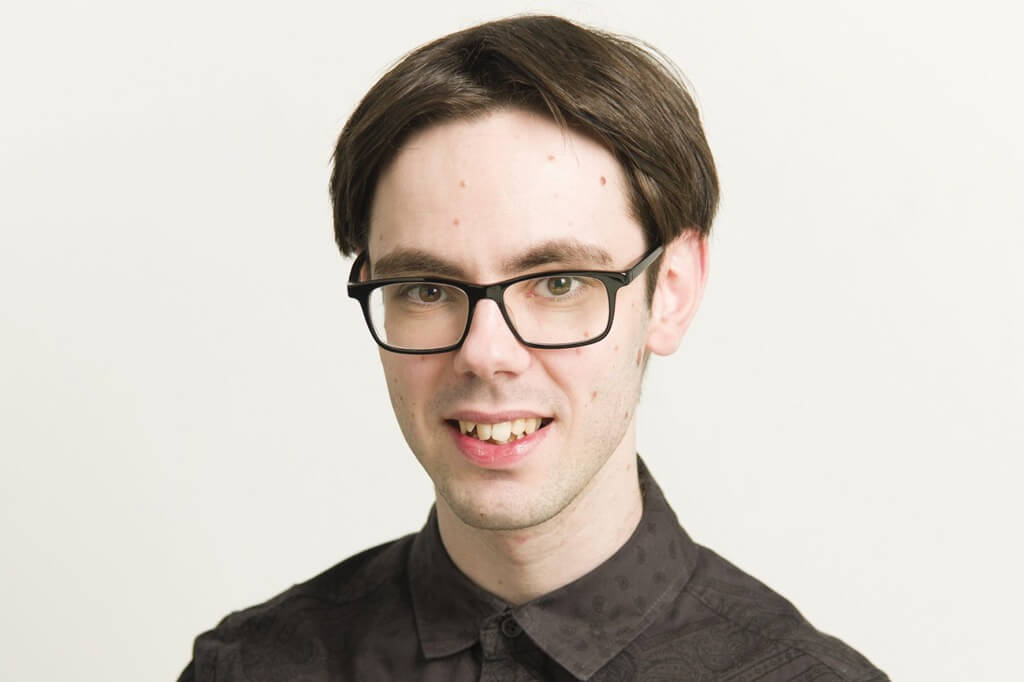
[330,16,718,531]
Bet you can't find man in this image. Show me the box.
[180,15,887,681]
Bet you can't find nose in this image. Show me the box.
[452,299,531,378]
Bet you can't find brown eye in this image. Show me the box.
[417,285,443,303]
[545,277,573,296]
[397,283,448,304]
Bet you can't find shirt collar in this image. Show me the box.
[408,458,699,679]
[408,509,505,658]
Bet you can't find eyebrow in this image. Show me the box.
[507,240,614,272]
[372,249,466,279]
[371,239,616,280]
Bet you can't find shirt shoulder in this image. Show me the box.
[679,545,888,681]
[181,533,417,682]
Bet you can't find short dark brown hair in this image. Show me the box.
[330,15,718,292]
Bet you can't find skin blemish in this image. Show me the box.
[547,154,556,161]
[452,218,460,226]
[459,179,466,188]
[591,390,598,400]
[600,175,606,186]
[636,349,643,366]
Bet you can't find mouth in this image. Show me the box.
[446,417,554,445]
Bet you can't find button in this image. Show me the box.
[500,616,523,638]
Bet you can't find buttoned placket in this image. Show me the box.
[478,609,530,682]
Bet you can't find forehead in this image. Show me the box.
[367,109,645,277]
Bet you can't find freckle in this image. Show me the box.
[591,390,598,399]
[624,411,629,421]
[459,179,466,188]
[600,175,606,186]
[613,345,619,352]
[452,218,460,226]
[547,154,555,161]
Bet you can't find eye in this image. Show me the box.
[540,276,576,297]
[403,284,446,303]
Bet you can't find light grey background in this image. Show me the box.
[2,1,1021,680]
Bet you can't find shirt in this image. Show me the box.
[179,459,888,681]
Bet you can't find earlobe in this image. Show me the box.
[645,232,708,356]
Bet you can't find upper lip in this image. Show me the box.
[445,409,551,423]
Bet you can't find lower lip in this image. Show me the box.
[449,422,551,470]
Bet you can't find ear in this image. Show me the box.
[358,252,371,281]
[645,231,708,356]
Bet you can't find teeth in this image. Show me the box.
[457,418,546,442]
[490,421,512,443]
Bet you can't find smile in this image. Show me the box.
[449,418,553,444]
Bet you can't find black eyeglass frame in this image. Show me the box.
[347,244,664,354]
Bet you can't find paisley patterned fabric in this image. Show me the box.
[180,459,887,681]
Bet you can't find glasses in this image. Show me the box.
[347,244,663,354]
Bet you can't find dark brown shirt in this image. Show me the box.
[179,460,887,681]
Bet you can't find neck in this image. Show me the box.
[435,441,643,606]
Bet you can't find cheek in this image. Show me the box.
[380,354,444,416]
[547,337,645,410]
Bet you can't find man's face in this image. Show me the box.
[367,109,656,531]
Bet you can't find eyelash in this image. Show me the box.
[529,276,584,298]
[398,284,451,304]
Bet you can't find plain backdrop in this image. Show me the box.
[2,1,1021,680]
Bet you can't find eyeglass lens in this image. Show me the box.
[366,275,611,350]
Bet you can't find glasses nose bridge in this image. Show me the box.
[482,282,506,304]
[461,281,508,306]
[464,281,509,313]
[461,281,517,342]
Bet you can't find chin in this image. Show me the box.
[437,474,569,532]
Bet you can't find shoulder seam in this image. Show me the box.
[217,535,415,630]
[303,534,415,607]
[267,571,401,614]
[685,586,880,682]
